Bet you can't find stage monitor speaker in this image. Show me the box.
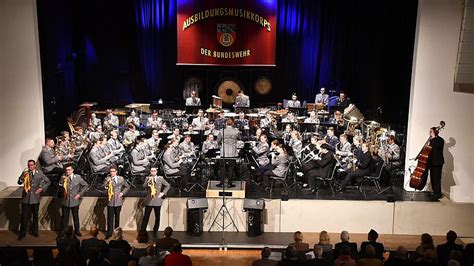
[187,198,208,210]
[243,198,265,210]
[187,209,205,236]
[246,210,263,237]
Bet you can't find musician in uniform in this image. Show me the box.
[125,110,140,128]
[214,111,226,130]
[234,89,250,107]
[421,127,445,200]
[72,127,88,153]
[338,142,372,191]
[158,123,171,134]
[179,135,196,158]
[123,124,140,148]
[335,91,351,112]
[263,144,289,190]
[168,128,182,141]
[184,125,199,135]
[17,160,51,240]
[108,130,125,158]
[335,134,352,170]
[103,109,119,131]
[216,119,240,187]
[185,90,201,106]
[89,112,101,131]
[147,130,161,155]
[100,136,121,165]
[59,164,89,236]
[289,131,303,157]
[89,125,104,144]
[282,124,294,145]
[204,122,219,137]
[131,139,153,173]
[252,134,270,177]
[39,137,69,175]
[300,137,324,179]
[191,109,208,130]
[163,139,190,188]
[202,133,219,154]
[379,135,401,183]
[172,110,188,129]
[287,93,301,108]
[324,127,340,149]
[235,111,249,131]
[103,165,130,239]
[304,111,320,124]
[141,167,170,239]
[147,110,162,129]
[307,144,336,193]
[315,87,329,106]
[89,139,112,173]
[260,112,275,131]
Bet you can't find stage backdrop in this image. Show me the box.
[177,0,276,66]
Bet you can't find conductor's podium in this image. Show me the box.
[206,180,246,199]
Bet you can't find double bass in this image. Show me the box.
[409,121,446,190]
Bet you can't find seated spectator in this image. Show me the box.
[252,247,277,266]
[464,243,474,266]
[156,226,180,252]
[305,245,324,266]
[109,227,132,255]
[384,246,409,266]
[164,243,192,266]
[56,225,81,266]
[132,230,150,260]
[334,230,358,259]
[289,231,310,253]
[356,245,382,266]
[437,230,463,266]
[414,249,436,266]
[81,225,108,265]
[415,233,437,264]
[360,229,384,260]
[449,250,463,265]
[447,259,460,266]
[278,245,299,266]
[334,245,356,266]
[138,244,161,266]
[316,230,333,263]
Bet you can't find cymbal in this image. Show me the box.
[365,120,380,126]
[79,102,97,107]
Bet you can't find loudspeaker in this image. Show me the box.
[187,198,208,209]
[243,198,265,210]
[186,209,204,236]
[386,194,396,202]
[247,210,263,237]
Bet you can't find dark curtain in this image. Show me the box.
[134,0,177,100]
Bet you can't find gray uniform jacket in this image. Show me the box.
[337,142,352,157]
[104,114,119,128]
[89,146,110,172]
[103,175,130,207]
[289,139,303,156]
[271,154,289,177]
[39,146,61,173]
[235,95,250,107]
[18,169,51,204]
[131,148,149,173]
[163,149,180,175]
[202,140,219,154]
[143,175,171,206]
[185,97,201,106]
[108,138,125,156]
[287,100,301,108]
[59,174,88,207]
[217,126,240,157]
[125,116,140,127]
[179,142,195,157]
[315,93,329,105]
[191,117,209,130]
[252,142,270,166]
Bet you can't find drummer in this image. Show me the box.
[315,87,329,106]
[287,93,301,108]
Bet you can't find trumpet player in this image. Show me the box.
[204,122,219,137]
[147,110,162,129]
[307,144,336,193]
[59,164,88,236]
[103,166,130,239]
[39,137,70,175]
[338,142,372,192]
[17,160,51,240]
[202,133,219,154]
[324,127,340,150]
[89,112,102,131]
[141,167,170,239]
[103,109,119,131]
[163,139,190,188]
[125,110,140,128]
[178,135,196,158]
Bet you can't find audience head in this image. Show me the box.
[450,250,463,262]
[63,225,74,238]
[146,244,156,257]
[446,230,458,243]
[368,229,378,241]
[319,230,330,245]
[89,225,99,238]
[112,227,123,240]
[340,245,351,256]
[136,230,149,244]
[365,245,376,258]
[340,230,350,242]
[164,226,173,237]
[313,244,323,258]
[172,243,183,253]
[293,231,303,243]
[423,249,435,262]
[395,246,408,258]
[420,233,434,249]
[448,260,460,266]
[261,247,272,259]
[285,245,297,259]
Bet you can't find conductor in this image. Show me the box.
[216,118,240,187]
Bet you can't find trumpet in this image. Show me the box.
[301,150,322,164]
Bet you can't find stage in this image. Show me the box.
[1,186,473,238]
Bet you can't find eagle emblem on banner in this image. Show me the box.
[217,24,236,47]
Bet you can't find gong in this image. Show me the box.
[217,80,241,104]
[254,76,272,95]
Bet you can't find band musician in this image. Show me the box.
[315,87,329,106]
[17,160,51,240]
[103,165,130,239]
[185,90,201,106]
[338,142,372,192]
[307,144,336,193]
[234,90,250,108]
[420,127,445,200]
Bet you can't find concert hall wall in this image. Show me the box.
[36,0,417,134]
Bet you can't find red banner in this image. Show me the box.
[177,0,277,66]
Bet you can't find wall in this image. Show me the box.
[405,0,474,202]
[0,0,44,189]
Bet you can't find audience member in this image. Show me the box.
[305,245,324,266]
[414,249,436,266]
[56,225,81,266]
[384,246,409,266]
[437,230,463,266]
[164,243,192,266]
[334,245,356,266]
[447,259,460,266]
[316,230,333,263]
[289,231,310,253]
[132,230,150,260]
[156,226,180,252]
[356,245,382,266]
[138,244,161,266]
[414,233,437,263]
[81,225,108,265]
[109,227,132,256]
[252,247,278,266]
[334,230,358,259]
[464,243,474,266]
[359,229,384,260]
[278,245,299,266]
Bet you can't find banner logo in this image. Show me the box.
[217,24,236,47]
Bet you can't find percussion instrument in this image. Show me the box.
[217,80,241,104]
[212,95,222,109]
[254,76,272,95]
[306,103,316,112]
[315,103,326,110]
[343,104,364,121]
